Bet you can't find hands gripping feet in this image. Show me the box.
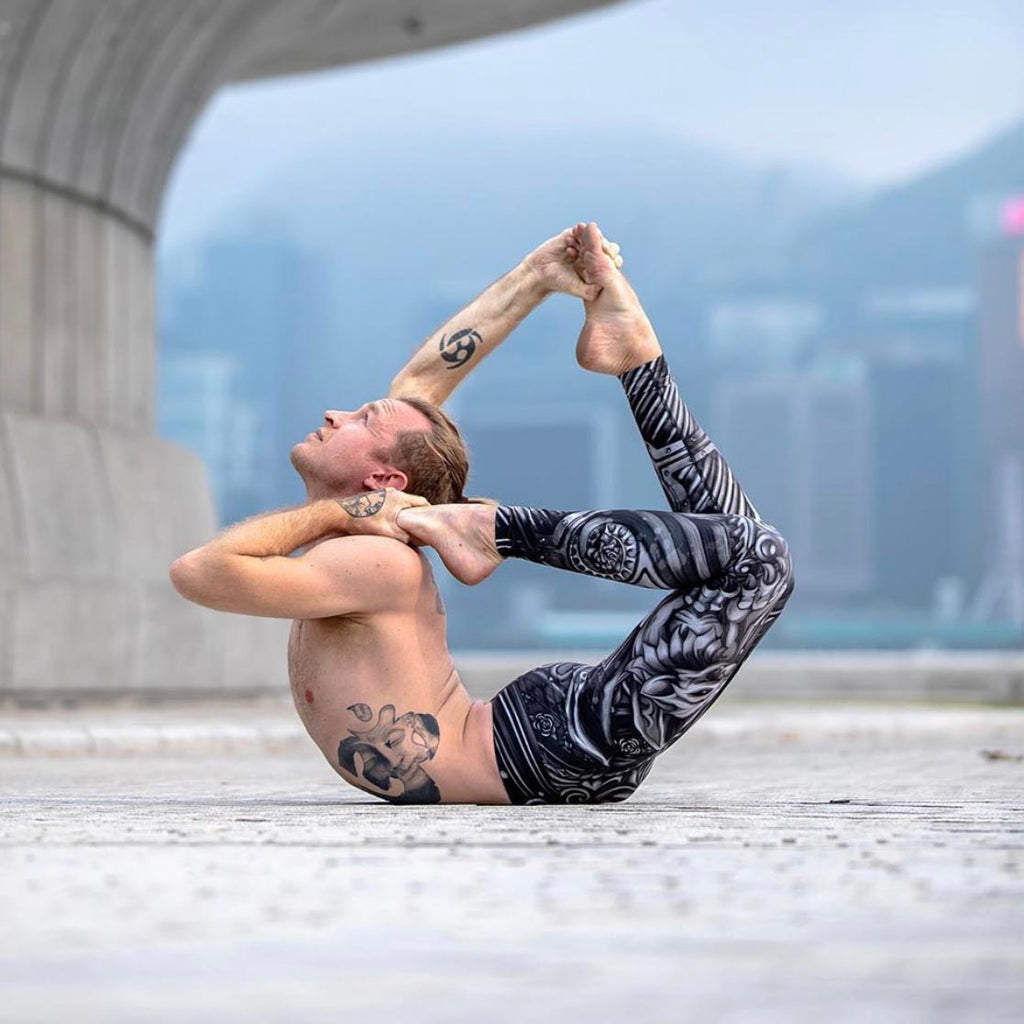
[397,503,503,586]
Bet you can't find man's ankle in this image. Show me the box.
[617,339,663,374]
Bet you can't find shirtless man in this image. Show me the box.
[170,223,794,805]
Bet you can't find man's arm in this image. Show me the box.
[387,261,550,407]
[388,224,615,407]
[169,490,426,618]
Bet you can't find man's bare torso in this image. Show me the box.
[286,545,509,804]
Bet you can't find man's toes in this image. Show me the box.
[583,249,615,280]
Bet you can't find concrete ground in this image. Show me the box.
[1,700,1022,1023]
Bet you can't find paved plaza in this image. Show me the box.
[1,699,1021,1023]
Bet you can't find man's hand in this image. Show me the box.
[333,488,430,544]
[521,223,624,301]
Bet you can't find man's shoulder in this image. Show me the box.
[300,535,428,617]
[312,534,426,576]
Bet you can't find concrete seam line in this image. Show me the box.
[0,166,152,242]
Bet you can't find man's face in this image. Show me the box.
[386,711,441,772]
[290,397,432,498]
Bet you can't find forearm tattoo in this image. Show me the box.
[438,327,481,370]
[338,703,442,804]
[336,489,386,518]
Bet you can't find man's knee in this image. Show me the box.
[754,523,795,618]
[728,516,795,607]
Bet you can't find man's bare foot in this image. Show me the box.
[570,222,662,376]
[396,504,502,585]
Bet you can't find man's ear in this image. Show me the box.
[364,469,408,491]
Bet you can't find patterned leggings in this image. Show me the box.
[490,354,795,803]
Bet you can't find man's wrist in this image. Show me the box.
[512,259,552,303]
[330,490,386,535]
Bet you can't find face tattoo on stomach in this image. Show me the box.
[338,703,441,804]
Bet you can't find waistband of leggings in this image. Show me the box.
[491,683,551,805]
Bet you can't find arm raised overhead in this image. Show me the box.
[388,224,620,406]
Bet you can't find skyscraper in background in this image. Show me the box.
[713,364,873,598]
[706,291,875,599]
[844,279,977,610]
[158,235,332,523]
[158,352,260,524]
[973,207,1024,625]
[154,120,1024,650]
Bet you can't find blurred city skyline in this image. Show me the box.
[154,0,1024,652]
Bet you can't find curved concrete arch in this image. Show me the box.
[45,2,140,187]
[128,1,281,223]
[94,2,186,200]
[74,2,177,200]
[110,1,242,213]
[29,3,96,176]
[3,2,84,168]
[0,0,621,695]
[0,1,50,160]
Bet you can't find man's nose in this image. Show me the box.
[323,410,342,427]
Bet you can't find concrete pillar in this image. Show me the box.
[0,0,618,695]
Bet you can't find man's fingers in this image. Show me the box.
[567,280,603,301]
[567,240,622,263]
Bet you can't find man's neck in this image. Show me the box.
[304,482,365,503]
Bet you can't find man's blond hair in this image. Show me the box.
[381,395,497,507]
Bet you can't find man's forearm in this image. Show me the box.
[175,497,359,570]
[389,261,549,406]
[169,500,345,599]
[202,500,346,558]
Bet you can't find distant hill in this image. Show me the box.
[791,117,1024,289]
[192,124,859,294]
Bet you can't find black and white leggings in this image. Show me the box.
[490,354,795,804]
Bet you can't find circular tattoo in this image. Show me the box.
[584,521,639,578]
[439,328,481,370]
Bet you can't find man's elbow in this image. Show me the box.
[389,376,443,407]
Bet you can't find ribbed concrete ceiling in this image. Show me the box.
[0,0,620,237]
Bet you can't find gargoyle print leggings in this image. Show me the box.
[490,354,795,804]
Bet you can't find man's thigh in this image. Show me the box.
[491,660,654,804]
[579,533,794,755]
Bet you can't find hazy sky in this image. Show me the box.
[160,0,1024,249]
